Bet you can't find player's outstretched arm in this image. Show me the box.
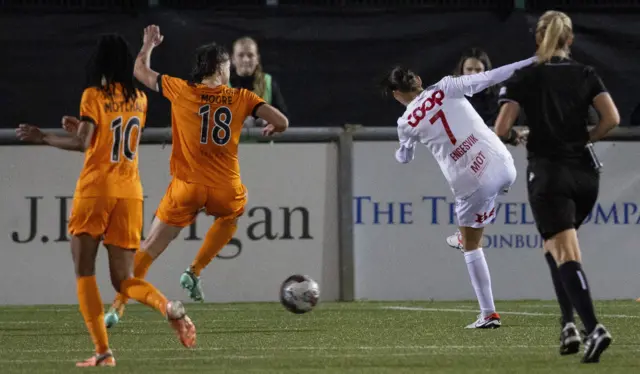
[134,25,164,92]
[16,120,94,152]
[440,57,538,98]
[255,104,289,136]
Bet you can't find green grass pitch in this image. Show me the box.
[1,300,639,373]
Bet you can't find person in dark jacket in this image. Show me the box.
[230,37,288,128]
[454,48,500,126]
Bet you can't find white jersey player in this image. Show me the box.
[383,56,536,329]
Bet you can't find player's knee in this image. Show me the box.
[74,262,96,277]
[461,238,482,251]
[546,229,581,264]
[109,262,132,292]
[554,248,581,264]
[111,277,123,293]
[110,273,131,293]
[459,226,484,250]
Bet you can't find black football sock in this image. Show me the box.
[558,261,599,333]
[544,252,574,326]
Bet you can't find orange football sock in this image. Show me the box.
[113,250,155,307]
[77,275,109,354]
[190,218,237,277]
[133,250,155,279]
[119,278,168,317]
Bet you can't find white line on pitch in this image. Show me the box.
[383,306,640,319]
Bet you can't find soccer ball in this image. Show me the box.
[279,274,320,314]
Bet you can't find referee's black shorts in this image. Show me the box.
[526,159,599,240]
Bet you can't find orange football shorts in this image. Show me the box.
[155,178,247,227]
[68,198,143,249]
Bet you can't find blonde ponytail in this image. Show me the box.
[535,11,573,63]
[253,63,267,98]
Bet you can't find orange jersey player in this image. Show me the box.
[16,34,195,368]
[104,25,288,328]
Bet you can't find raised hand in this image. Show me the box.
[143,25,164,48]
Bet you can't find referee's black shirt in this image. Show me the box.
[501,56,607,161]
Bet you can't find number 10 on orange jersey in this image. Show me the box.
[110,116,141,162]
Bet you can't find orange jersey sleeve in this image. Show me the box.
[159,74,188,102]
[79,89,101,125]
[159,74,265,187]
[74,86,147,200]
[238,88,265,118]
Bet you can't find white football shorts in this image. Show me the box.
[455,157,517,228]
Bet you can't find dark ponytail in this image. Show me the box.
[85,33,141,103]
[191,42,230,83]
[381,66,421,95]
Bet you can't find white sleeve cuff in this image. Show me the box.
[395,145,414,164]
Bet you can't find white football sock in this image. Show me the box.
[464,248,496,318]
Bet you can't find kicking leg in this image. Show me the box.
[106,244,196,348]
[105,217,183,327]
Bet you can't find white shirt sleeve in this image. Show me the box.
[395,119,417,164]
[436,56,537,98]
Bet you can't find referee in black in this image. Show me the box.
[494,10,620,364]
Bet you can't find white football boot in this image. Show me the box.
[446,231,464,252]
[465,313,502,329]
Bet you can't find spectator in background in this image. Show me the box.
[454,48,500,127]
[230,37,288,128]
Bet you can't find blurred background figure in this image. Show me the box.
[230,37,288,128]
[454,48,499,127]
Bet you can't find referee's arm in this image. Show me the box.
[587,68,620,141]
[495,102,521,145]
[494,70,527,145]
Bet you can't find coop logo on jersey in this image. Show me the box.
[406,90,445,127]
[10,196,314,260]
[353,195,640,249]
